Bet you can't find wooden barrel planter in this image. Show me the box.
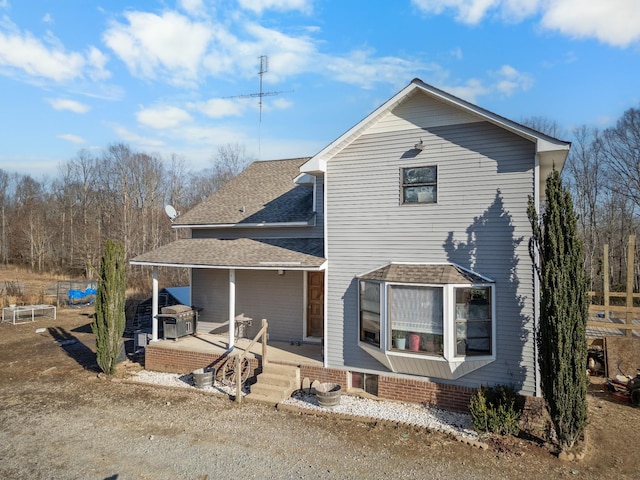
[192,368,214,388]
[315,383,341,407]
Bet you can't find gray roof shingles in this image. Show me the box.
[131,237,325,269]
[174,158,313,226]
[359,263,490,284]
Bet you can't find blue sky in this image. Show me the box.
[1,0,639,177]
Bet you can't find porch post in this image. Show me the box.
[151,267,159,341]
[229,268,236,348]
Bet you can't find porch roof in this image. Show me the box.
[130,237,325,270]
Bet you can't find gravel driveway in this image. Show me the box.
[1,306,638,479]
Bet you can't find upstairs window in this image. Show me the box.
[402,166,437,204]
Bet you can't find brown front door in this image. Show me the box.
[307,271,324,338]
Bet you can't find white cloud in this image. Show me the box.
[57,134,85,144]
[412,0,640,47]
[111,124,165,148]
[238,0,313,15]
[271,97,293,110]
[103,11,212,86]
[412,0,500,24]
[42,13,53,24]
[136,105,193,129]
[443,78,489,103]
[436,65,532,102]
[0,20,85,81]
[492,64,533,96]
[179,0,207,17]
[0,18,112,83]
[189,98,247,118]
[325,50,427,90]
[86,46,110,81]
[101,5,434,93]
[240,23,318,80]
[48,98,90,113]
[541,0,640,47]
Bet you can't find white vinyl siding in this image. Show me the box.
[192,268,305,342]
[325,106,537,394]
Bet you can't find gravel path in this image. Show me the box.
[1,374,506,480]
[130,370,479,441]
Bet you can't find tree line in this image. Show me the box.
[1,105,639,293]
[556,105,640,294]
[0,142,251,289]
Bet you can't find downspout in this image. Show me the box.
[323,172,329,369]
[533,151,541,397]
[229,268,236,349]
[151,267,159,342]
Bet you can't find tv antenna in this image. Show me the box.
[225,55,288,122]
[224,55,291,158]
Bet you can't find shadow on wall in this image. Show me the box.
[443,189,528,392]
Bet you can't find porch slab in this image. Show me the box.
[147,333,323,366]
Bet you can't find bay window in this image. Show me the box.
[358,264,495,375]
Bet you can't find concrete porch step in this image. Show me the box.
[261,363,300,382]
[247,363,300,405]
[258,372,298,389]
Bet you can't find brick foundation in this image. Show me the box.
[146,344,475,411]
[145,344,259,379]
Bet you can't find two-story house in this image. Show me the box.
[132,78,570,410]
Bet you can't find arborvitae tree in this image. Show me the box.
[92,239,126,375]
[528,168,588,450]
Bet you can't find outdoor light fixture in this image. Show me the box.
[414,138,424,150]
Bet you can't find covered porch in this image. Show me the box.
[131,236,327,373]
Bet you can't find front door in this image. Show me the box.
[307,271,324,338]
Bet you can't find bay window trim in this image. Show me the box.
[359,278,495,365]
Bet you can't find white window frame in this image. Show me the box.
[359,280,496,363]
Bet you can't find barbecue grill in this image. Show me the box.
[157,305,198,340]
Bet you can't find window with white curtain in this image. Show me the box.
[359,278,494,359]
[389,285,444,355]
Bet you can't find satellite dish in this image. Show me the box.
[165,205,178,222]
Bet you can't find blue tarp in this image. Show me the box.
[68,287,97,307]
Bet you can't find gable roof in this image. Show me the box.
[174,157,313,228]
[300,78,570,199]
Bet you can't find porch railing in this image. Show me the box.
[234,318,268,403]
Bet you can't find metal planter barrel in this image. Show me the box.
[192,367,214,388]
[315,383,341,407]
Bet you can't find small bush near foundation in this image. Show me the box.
[469,385,521,436]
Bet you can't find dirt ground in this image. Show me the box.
[1,266,639,479]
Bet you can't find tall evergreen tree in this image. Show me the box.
[92,239,126,375]
[528,168,589,450]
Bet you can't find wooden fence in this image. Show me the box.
[587,235,639,337]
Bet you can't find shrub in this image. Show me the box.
[469,385,521,436]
